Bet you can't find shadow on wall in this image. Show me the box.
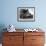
[0,24,7,43]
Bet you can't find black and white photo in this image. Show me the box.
[17,7,35,22]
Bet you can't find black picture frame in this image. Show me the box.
[17,7,35,22]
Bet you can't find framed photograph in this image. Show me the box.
[17,7,35,22]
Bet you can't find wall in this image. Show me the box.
[0,0,46,30]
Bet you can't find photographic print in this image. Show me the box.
[17,7,35,22]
